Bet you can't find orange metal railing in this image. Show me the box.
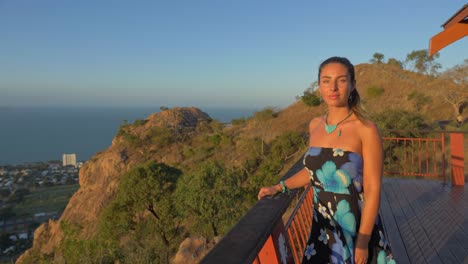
[382,131,446,182]
[284,185,313,263]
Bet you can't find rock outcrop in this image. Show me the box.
[172,236,221,264]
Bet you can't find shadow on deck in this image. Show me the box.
[381,178,468,264]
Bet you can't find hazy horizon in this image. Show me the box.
[0,106,258,165]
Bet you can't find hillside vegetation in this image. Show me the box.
[17,57,467,263]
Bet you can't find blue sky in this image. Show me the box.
[1,1,467,109]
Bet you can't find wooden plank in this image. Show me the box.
[444,243,468,263]
[409,184,458,264]
[380,182,411,263]
[399,181,443,264]
[380,178,468,264]
[437,187,468,252]
[385,179,428,263]
[390,179,468,263]
[394,179,439,264]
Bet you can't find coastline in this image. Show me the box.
[0,106,258,166]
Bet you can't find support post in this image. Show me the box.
[450,133,465,186]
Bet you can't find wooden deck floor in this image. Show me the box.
[380,178,468,264]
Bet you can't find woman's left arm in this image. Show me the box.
[355,122,383,260]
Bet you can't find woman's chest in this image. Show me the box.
[309,124,362,155]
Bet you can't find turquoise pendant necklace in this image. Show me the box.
[325,112,353,136]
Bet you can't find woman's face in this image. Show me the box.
[319,62,355,108]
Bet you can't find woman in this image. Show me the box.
[257,57,395,264]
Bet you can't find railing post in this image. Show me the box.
[442,132,446,185]
[255,220,294,264]
[450,132,465,186]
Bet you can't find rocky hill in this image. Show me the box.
[17,107,215,263]
[16,63,465,263]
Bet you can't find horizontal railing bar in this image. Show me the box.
[382,137,442,142]
[382,129,468,134]
[382,137,443,141]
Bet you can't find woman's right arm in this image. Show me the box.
[257,117,320,200]
[257,168,311,200]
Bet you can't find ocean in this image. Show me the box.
[0,106,257,165]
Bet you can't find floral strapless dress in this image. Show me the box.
[301,147,395,264]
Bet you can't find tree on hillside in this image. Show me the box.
[301,81,321,107]
[250,107,279,158]
[373,110,432,175]
[405,49,441,76]
[176,162,245,239]
[370,52,385,64]
[101,162,182,264]
[443,59,468,85]
[443,89,466,125]
[269,131,306,163]
[244,131,306,202]
[387,58,403,69]
[372,109,429,137]
[440,59,468,124]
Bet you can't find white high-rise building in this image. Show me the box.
[62,153,77,167]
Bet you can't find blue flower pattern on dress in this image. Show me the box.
[331,231,346,264]
[318,228,329,244]
[304,147,322,157]
[378,230,388,248]
[316,161,352,194]
[302,147,395,263]
[377,251,396,264]
[341,152,363,193]
[334,200,356,260]
[304,243,316,260]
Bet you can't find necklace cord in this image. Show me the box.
[324,112,353,135]
[325,111,353,126]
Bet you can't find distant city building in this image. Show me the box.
[48,163,60,171]
[62,154,77,167]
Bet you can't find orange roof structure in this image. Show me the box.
[429,4,468,56]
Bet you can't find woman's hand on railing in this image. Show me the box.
[257,184,281,200]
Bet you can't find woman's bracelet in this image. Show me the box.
[279,180,289,194]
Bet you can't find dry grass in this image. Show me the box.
[355,63,459,122]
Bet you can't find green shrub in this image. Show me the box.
[407,91,432,110]
[175,162,246,238]
[253,107,278,121]
[182,147,195,158]
[133,119,147,126]
[208,134,222,145]
[243,131,306,202]
[231,117,246,125]
[373,109,428,137]
[269,131,306,162]
[387,58,403,68]
[366,85,385,98]
[301,91,321,106]
[149,127,173,147]
[96,162,183,263]
[59,221,117,263]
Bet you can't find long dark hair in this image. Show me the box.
[318,56,366,121]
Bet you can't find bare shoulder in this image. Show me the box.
[357,118,382,144]
[358,119,379,133]
[308,116,323,130]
